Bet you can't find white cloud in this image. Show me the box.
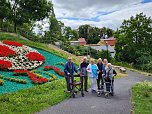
[55,2,152,30]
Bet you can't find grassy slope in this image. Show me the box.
[0,32,126,114]
[132,82,152,114]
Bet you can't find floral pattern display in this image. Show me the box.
[0,60,12,69]
[2,40,23,46]
[26,52,45,61]
[0,45,16,57]
[0,40,45,70]
[0,40,67,94]
[27,72,48,84]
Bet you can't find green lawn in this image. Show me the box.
[132,81,152,114]
[0,79,71,114]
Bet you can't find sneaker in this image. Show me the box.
[85,90,89,92]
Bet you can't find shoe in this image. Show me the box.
[85,90,89,92]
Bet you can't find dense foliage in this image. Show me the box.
[114,13,152,72]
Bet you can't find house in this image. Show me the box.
[70,38,86,46]
[89,45,115,57]
[78,38,86,46]
[101,37,116,46]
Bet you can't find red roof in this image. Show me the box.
[78,38,86,42]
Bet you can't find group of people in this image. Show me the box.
[64,56,117,95]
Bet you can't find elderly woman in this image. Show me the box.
[87,59,98,93]
[97,58,104,90]
[104,63,114,95]
[80,57,89,92]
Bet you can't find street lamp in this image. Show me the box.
[106,41,108,60]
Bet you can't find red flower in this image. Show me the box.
[43,65,53,70]
[13,69,28,75]
[27,72,48,84]
[26,52,45,61]
[53,66,64,76]
[0,45,16,57]
[0,60,12,69]
[2,40,23,47]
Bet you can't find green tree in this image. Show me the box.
[45,17,64,42]
[78,24,91,40]
[9,0,52,32]
[115,13,152,64]
[0,0,11,28]
[63,26,78,40]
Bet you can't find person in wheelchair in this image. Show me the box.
[64,57,78,92]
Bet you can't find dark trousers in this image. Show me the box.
[105,77,114,92]
[80,76,88,91]
[97,73,104,90]
[65,76,74,91]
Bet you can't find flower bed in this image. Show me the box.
[32,70,57,81]
[53,66,64,77]
[43,65,53,71]
[0,75,26,84]
[0,60,12,70]
[13,69,28,76]
[0,45,16,57]
[27,72,48,84]
[26,52,45,61]
[2,40,23,46]
[0,40,45,70]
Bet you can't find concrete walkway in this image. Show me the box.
[37,71,152,114]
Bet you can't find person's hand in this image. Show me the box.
[67,73,70,75]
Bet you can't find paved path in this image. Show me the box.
[37,71,152,114]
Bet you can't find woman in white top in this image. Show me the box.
[86,59,98,93]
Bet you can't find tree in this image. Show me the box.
[63,26,78,40]
[9,0,52,32]
[0,0,11,28]
[115,13,152,64]
[78,24,91,40]
[45,17,64,42]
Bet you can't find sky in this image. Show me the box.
[52,0,152,30]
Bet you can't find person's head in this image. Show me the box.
[98,58,102,64]
[103,59,108,65]
[107,63,112,68]
[90,58,95,65]
[82,57,87,63]
[68,57,72,63]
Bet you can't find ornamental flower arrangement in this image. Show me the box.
[0,75,26,84]
[13,69,28,76]
[43,65,53,71]
[0,40,45,70]
[53,66,64,77]
[0,60,12,70]
[0,45,16,57]
[2,40,23,46]
[27,71,48,84]
[26,52,45,61]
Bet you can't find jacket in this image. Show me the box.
[64,62,77,77]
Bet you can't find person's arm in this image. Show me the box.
[64,63,70,75]
[86,64,91,73]
[73,64,78,73]
[113,69,117,76]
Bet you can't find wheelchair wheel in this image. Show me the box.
[105,92,109,98]
[97,91,101,97]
